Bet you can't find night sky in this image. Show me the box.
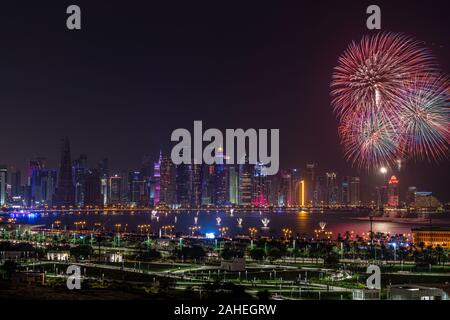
[0,0,449,201]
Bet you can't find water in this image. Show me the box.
[10,210,447,238]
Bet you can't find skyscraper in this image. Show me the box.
[160,153,176,205]
[0,166,7,206]
[388,175,399,207]
[191,164,202,207]
[11,169,22,198]
[290,169,301,206]
[84,169,101,206]
[73,154,88,206]
[109,175,122,204]
[201,165,214,206]
[238,162,252,206]
[277,170,292,206]
[305,163,317,206]
[54,137,75,206]
[176,162,192,207]
[252,162,268,207]
[341,176,350,205]
[350,176,361,206]
[99,158,109,206]
[326,172,338,205]
[152,151,162,205]
[213,147,227,206]
[228,165,239,205]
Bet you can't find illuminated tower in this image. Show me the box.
[54,137,75,206]
[252,162,268,207]
[341,176,350,205]
[326,172,338,205]
[387,176,399,207]
[160,153,176,205]
[176,163,192,208]
[0,166,7,205]
[214,146,228,206]
[152,151,161,204]
[109,175,122,204]
[191,164,202,207]
[305,163,317,206]
[228,166,239,205]
[238,161,252,207]
[350,177,361,206]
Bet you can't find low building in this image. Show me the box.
[352,288,381,300]
[387,284,447,300]
[221,257,245,271]
[411,192,441,211]
[47,251,70,261]
[412,226,450,248]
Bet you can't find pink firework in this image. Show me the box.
[339,108,402,169]
[397,74,450,161]
[331,32,436,120]
[331,32,450,168]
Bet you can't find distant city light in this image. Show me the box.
[205,232,215,239]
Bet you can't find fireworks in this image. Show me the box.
[331,32,449,168]
[398,74,450,160]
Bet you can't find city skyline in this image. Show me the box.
[1,137,447,209]
[0,1,449,202]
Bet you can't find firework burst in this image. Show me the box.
[339,109,402,169]
[331,32,436,119]
[398,74,450,161]
[331,32,449,168]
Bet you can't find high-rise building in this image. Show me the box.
[84,169,101,206]
[290,169,301,206]
[201,165,214,206]
[277,170,292,206]
[238,162,252,206]
[341,176,350,205]
[326,172,338,205]
[228,165,239,205]
[176,163,192,207]
[54,137,75,206]
[28,158,46,185]
[350,176,361,206]
[160,154,176,205]
[387,175,399,207]
[152,151,162,205]
[191,164,202,207]
[252,162,268,207]
[0,166,7,206]
[98,158,109,206]
[73,154,88,206]
[214,147,228,206]
[109,175,122,204]
[305,163,317,206]
[129,171,148,206]
[11,169,22,198]
[31,169,56,206]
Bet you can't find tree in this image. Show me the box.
[70,245,93,261]
[249,248,266,261]
[267,247,282,261]
[0,260,18,279]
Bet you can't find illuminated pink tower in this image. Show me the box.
[153,150,162,204]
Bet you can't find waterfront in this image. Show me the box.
[8,210,450,237]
